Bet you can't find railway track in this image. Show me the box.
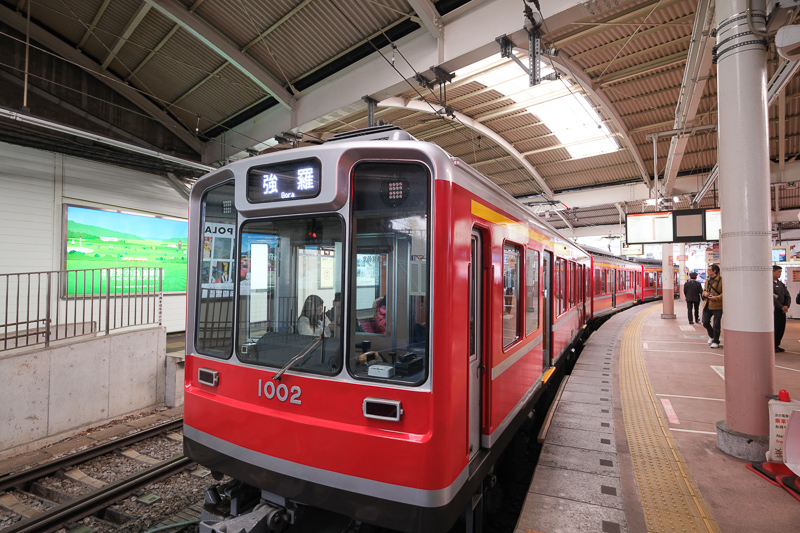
[0,418,184,494]
[2,455,192,533]
[0,417,191,533]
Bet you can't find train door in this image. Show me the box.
[542,251,553,368]
[654,272,659,297]
[579,265,585,324]
[611,270,617,308]
[468,231,483,460]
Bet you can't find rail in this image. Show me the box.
[1,267,163,352]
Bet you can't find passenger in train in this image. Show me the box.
[684,272,702,324]
[773,265,791,352]
[297,295,333,337]
[702,264,723,348]
[373,296,387,334]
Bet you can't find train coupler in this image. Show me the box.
[200,483,294,532]
[199,501,291,533]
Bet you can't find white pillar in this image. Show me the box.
[715,0,775,457]
[678,243,686,300]
[661,243,675,318]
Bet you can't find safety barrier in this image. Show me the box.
[0,267,163,351]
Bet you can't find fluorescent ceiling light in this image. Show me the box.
[457,57,620,159]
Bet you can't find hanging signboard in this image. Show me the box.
[626,208,721,244]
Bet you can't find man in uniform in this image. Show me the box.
[773,265,791,352]
[684,271,702,324]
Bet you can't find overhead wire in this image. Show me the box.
[27,0,266,100]
[531,1,616,142]
[0,34,276,156]
[332,0,549,196]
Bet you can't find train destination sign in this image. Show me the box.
[247,158,322,203]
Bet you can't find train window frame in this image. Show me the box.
[525,248,539,336]
[347,161,431,386]
[555,258,566,316]
[235,214,346,376]
[502,242,521,349]
[195,180,237,359]
[568,261,576,309]
[594,267,601,296]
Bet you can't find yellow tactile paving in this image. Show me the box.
[620,305,721,533]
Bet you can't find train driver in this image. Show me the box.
[297,294,333,337]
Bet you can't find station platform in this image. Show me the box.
[516,302,800,533]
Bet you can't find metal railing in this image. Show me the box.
[1,267,163,352]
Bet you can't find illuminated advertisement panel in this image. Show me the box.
[65,205,188,295]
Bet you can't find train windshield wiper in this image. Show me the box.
[272,334,322,381]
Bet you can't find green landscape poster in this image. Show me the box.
[65,206,188,295]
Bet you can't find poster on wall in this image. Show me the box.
[65,205,188,294]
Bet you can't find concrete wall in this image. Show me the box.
[0,141,188,332]
[0,326,167,455]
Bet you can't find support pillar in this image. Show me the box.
[661,243,675,318]
[678,243,686,300]
[714,0,774,460]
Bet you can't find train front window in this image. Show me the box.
[348,162,429,385]
[237,216,344,375]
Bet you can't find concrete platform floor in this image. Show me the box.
[517,302,800,533]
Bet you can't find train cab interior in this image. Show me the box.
[196,160,431,384]
[347,161,430,385]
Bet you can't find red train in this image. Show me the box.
[184,127,668,532]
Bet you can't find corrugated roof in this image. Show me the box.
[9,0,800,232]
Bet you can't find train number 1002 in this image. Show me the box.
[258,379,302,405]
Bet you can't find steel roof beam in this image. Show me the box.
[594,52,688,88]
[101,3,152,70]
[554,0,685,48]
[144,0,295,110]
[0,2,204,155]
[0,69,158,150]
[379,96,555,199]
[768,59,800,106]
[126,0,207,82]
[661,0,715,197]
[407,0,442,39]
[202,0,588,162]
[570,13,696,61]
[77,0,111,50]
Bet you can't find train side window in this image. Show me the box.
[555,258,566,315]
[348,162,429,385]
[196,181,236,358]
[568,262,575,308]
[503,244,521,347]
[594,268,601,296]
[525,249,539,335]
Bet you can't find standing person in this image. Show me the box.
[684,271,703,324]
[702,264,723,348]
[773,265,791,352]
